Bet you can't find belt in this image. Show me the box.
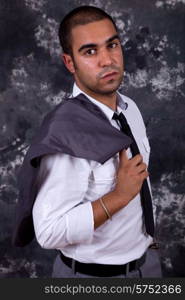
[59,251,146,277]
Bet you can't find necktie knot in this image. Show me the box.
[113,112,131,133]
[113,112,125,122]
[113,112,139,155]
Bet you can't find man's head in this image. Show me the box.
[58,6,124,100]
[59,6,118,56]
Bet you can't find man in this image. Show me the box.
[15,6,162,277]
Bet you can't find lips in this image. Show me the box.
[101,71,118,79]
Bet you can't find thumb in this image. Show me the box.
[119,149,128,164]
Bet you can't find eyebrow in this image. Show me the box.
[78,34,120,53]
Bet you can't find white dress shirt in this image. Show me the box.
[32,83,153,264]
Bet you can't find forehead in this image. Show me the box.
[71,19,117,48]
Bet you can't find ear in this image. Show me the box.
[62,53,75,74]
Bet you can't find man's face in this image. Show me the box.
[63,18,124,98]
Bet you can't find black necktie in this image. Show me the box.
[113,112,155,237]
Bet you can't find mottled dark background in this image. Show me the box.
[0,0,185,278]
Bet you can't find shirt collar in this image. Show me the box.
[72,83,128,122]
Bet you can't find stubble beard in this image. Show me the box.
[72,56,123,96]
[89,80,122,97]
[86,70,123,96]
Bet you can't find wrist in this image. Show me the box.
[112,189,131,206]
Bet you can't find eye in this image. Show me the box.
[84,48,96,56]
[108,42,118,49]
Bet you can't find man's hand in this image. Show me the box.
[92,150,149,229]
[114,150,148,205]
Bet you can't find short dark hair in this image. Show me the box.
[58,6,118,55]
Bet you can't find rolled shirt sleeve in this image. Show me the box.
[32,153,94,249]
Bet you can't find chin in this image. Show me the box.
[98,88,118,96]
[102,83,122,94]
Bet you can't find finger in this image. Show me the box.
[130,154,143,166]
[119,149,128,163]
[136,162,147,174]
[140,170,149,180]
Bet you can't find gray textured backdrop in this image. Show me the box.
[0,0,185,278]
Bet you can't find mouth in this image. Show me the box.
[101,71,118,80]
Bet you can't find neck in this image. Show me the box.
[93,93,117,111]
[75,84,117,111]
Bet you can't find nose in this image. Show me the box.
[98,49,112,67]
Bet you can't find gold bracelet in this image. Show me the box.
[99,197,112,220]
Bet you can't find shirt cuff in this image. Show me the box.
[66,202,94,245]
